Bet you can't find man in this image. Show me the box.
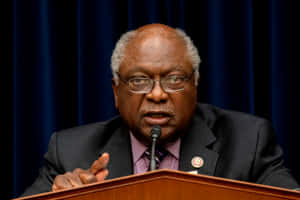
[21,23,299,196]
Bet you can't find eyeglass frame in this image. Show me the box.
[116,70,195,94]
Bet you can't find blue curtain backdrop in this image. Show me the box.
[7,0,300,198]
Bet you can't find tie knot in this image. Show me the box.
[154,146,168,161]
[144,146,168,169]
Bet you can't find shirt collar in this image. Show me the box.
[130,132,181,164]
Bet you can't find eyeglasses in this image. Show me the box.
[116,71,195,94]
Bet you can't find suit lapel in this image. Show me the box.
[179,114,219,176]
[98,124,133,179]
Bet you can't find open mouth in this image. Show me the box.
[143,112,172,125]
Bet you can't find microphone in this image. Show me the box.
[150,125,161,171]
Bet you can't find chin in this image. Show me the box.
[157,127,179,144]
[137,122,179,143]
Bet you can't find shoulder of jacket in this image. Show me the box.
[196,103,270,129]
[53,115,123,138]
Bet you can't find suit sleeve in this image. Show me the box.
[251,119,299,188]
[20,132,64,197]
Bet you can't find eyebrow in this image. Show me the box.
[125,66,186,75]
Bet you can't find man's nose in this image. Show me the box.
[145,80,168,102]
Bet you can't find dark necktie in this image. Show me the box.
[144,146,168,170]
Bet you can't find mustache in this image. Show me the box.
[141,105,175,116]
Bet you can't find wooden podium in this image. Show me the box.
[15,169,300,200]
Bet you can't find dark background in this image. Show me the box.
[5,0,300,198]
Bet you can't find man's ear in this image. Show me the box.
[112,79,119,109]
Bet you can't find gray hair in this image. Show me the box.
[111,28,201,85]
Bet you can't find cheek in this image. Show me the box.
[173,89,197,120]
[117,92,143,121]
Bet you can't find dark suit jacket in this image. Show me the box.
[22,103,299,196]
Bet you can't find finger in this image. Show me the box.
[95,169,109,182]
[89,153,110,175]
[52,184,58,192]
[52,175,73,191]
[73,168,86,177]
[65,172,83,187]
[74,168,98,185]
[78,171,98,184]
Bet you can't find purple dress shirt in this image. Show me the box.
[130,132,180,174]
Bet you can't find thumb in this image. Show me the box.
[95,169,109,182]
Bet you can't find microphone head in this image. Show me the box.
[150,125,161,139]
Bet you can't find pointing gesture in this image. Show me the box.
[52,153,109,191]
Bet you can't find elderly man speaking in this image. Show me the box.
[21,23,299,196]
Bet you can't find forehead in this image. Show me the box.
[120,31,192,74]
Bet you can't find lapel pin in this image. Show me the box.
[191,156,204,168]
